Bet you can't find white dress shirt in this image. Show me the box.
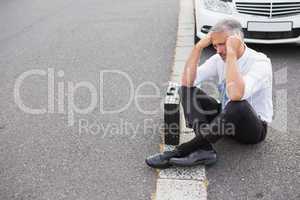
[194,46,273,123]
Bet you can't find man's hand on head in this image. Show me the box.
[195,32,212,50]
[225,35,242,58]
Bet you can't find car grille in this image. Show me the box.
[235,1,300,17]
[200,25,300,40]
[243,28,300,39]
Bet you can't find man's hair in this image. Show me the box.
[210,19,244,40]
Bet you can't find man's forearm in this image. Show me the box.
[181,46,203,86]
[225,53,245,100]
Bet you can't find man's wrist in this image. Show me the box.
[226,51,237,60]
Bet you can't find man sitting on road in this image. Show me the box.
[146,19,273,169]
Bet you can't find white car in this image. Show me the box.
[194,0,300,44]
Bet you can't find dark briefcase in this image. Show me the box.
[164,82,181,145]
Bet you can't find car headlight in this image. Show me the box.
[202,0,233,15]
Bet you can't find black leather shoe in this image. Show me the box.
[145,150,181,169]
[169,147,217,167]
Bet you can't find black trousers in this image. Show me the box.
[180,86,267,145]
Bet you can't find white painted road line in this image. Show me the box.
[153,0,208,199]
[155,179,207,200]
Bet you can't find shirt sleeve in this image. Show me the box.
[242,59,272,100]
[193,56,218,86]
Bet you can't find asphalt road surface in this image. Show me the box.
[1,0,299,200]
[0,0,179,199]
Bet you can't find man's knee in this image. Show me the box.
[224,100,249,113]
[179,86,206,99]
[179,86,206,112]
[179,86,209,127]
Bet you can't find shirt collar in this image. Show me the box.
[237,44,249,67]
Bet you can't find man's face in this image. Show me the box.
[211,31,230,61]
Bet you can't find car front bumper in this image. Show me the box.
[194,1,300,44]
